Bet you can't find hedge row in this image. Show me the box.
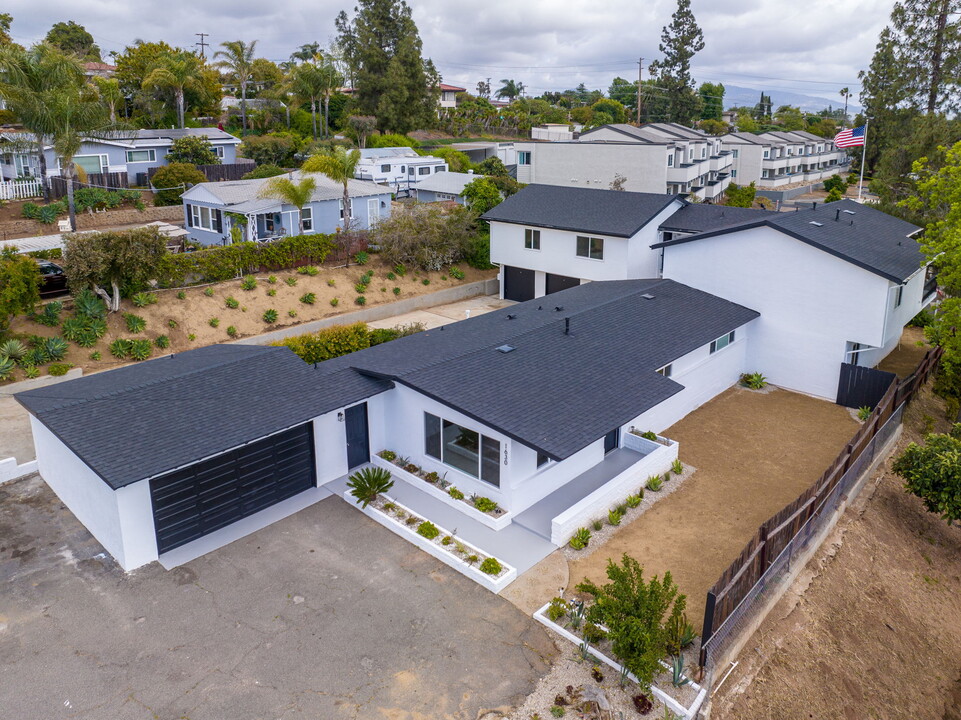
[159,234,336,286]
[272,321,425,364]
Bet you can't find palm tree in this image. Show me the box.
[92,77,123,123]
[302,147,361,231]
[258,174,316,236]
[214,40,257,134]
[142,52,204,129]
[839,87,851,128]
[495,79,525,102]
[289,61,325,139]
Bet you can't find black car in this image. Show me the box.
[37,260,69,295]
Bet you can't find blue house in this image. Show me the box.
[413,171,486,205]
[0,128,241,185]
[180,171,392,246]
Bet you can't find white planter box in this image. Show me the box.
[533,602,707,720]
[551,438,678,546]
[345,491,517,593]
[372,456,513,531]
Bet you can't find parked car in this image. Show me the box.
[36,260,68,295]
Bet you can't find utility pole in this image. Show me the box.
[195,33,209,59]
[636,57,644,125]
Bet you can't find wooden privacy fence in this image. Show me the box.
[700,346,944,669]
[148,160,255,184]
[47,172,130,199]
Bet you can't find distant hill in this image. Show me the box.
[723,84,861,115]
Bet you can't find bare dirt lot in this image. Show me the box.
[5,259,495,377]
[878,325,931,377]
[567,386,858,625]
[710,385,961,720]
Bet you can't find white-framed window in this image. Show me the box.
[301,207,313,232]
[894,284,903,308]
[817,144,824,153]
[435,166,445,173]
[189,204,220,232]
[418,166,431,176]
[380,164,391,172]
[763,149,770,159]
[701,146,707,158]
[424,412,500,487]
[67,154,109,175]
[518,151,531,165]
[710,330,735,354]
[368,197,380,224]
[786,148,793,156]
[667,153,674,167]
[576,235,603,260]
[213,145,225,158]
[731,169,737,178]
[339,198,352,219]
[125,149,156,163]
[688,148,694,162]
[656,364,672,377]
[732,149,739,158]
[524,228,540,250]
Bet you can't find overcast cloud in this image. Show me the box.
[5,0,891,103]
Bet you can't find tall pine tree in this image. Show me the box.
[649,0,704,126]
[335,0,439,134]
[890,0,961,114]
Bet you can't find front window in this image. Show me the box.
[710,331,735,354]
[524,228,540,250]
[125,149,156,163]
[518,151,531,165]
[190,204,218,231]
[72,154,108,175]
[301,207,313,232]
[339,198,352,219]
[213,145,225,158]
[424,413,500,486]
[576,236,604,260]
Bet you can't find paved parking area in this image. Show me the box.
[366,295,514,331]
[0,474,555,720]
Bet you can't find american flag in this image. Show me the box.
[834,125,866,148]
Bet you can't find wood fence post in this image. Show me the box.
[700,591,717,669]
[758,524,769,571]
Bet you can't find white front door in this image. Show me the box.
[368,198,380,225]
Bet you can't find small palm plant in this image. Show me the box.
[346,466,394,508]
[258,174,317,236]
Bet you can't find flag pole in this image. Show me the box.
[857,118,869,201]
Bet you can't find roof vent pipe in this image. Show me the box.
[835,208,841,221]
[565,317,571,335]
[813,202,817,210]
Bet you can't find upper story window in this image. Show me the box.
[763,149,770,159]
[667,153,675,167]
[786,148,793,156]
[424,412,500,487]
[688,148,694,161]
[710,330,735,353]
[576,235,604,260]
[894,284,904,308]
[126,149,156,163]
[518,151,531,165]
[817,144,824,153]
[732,149,739,159]
[701,146,707,158]
[524,228,541,250]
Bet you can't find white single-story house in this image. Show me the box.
[355,147,448,191]
[0,128,241,185]
[654,198,934,400]
[179,171,392,245]
[18,279,759,573]
[413,170,486,205]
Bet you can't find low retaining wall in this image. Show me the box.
[0,205,183,241]
[0,457,38,485]
[551,436,678,546]
[756,182,825,204]
[236,277,500,345]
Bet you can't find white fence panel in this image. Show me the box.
[0,179,43,200]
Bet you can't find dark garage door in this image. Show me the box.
[503,265,535,302]
[546,273,580,295]
[150,423,316,554]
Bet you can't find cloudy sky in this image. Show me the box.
[5,0,891,104]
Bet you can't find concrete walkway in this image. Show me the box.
[366,294,514,330]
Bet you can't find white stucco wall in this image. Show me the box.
[514,142,670,193]
[115,480,158,570]
[856,264,928,369]
[662,226,897,399]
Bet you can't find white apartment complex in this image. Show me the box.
[721,130,851,188]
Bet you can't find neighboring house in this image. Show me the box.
[82,61,117,80]
[438,83,466,109]
[531,123,578,141]
[484,184,687,300]
[18,278,759,571]
[654,199,935,399]
[180,171,391,245]
[447,141,517,167]
[0,128,241,184]
[721,130,850,188]
[355,147,448,191]
[414,170,485,205]
[515,123,734,202]
[220,96,284,114]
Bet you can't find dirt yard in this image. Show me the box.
[878,325,931,378]
[5,258,495,377]
[567,386,858,625]
[710,385,961,720]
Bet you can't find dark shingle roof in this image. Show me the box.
[652,199,924,283]
[658,204,777,234]
[481,185,680,237]
[17,345,390,489]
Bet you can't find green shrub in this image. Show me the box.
[0,358,15,381]
[262,309,278,323]
[129,339,152,361]
[154,335,170,349]
[110,338,132,358]
[131,291,157,308]
[473,496,498,513]
[368,327,399,346]
[386,272,396,281]
[272,322,371,363]
[177,290,186,300]
[299,265,319,276]
[671,459,683,475]
[32,301,63,327]
[226,325,238,337]
[449,266,465,280]
[416,521,440,540]
[394,264,406,276]
[422,278,430,286]
[327,278,336,286]
[464,232,495,270]
[22,365,40,379]
[241,275,257,291]
[266,288,276,297]
[740,372,767,390]
[378,450,397,461]
[354,282,368,294]
[242,163,286,179]
[479,557,502,575]
[857,405,873,421]
[546,597,568,622]
[43,337,68,361]
[209,317,220,328]
[550,706,565,718]
[640,430,657,441]
[448,487,465,501]
[346,466,394,508]
[47,362,72,376]
[288,310,297,318]
[168,319,178,329]
[582,621,607,644]
[225,296,240,309]
[908,310,934,328]
[392,287,400,296]
[330,297,339,307]
[152,162,208,205]
[285,276,298,286]
[569,527,591,550]
[300,292,316,305]
[267,275,277,284]
[592,519,603,531]
[0,339,27,363]
[74,290,106,320]
[646,475,663,492]
[123,313,147,333]
[354,251,369,265]
[89,351,101,361]
[62,315,107,347]
[608,508,622,526]
[355,295,366,305]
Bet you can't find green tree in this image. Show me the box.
[649,0,705,126]
[0,13,14,45]
[461,177,503,215]
[62,227,168,312]
[474,156,508,177]
[336,0,439,134]
[214,40,257,134]
[890,0,961,114]
[893,426,961,524]
[576,555,686,692]
[0,247,41,337]
[166,135,219,165]
[347,114,378,148]
[699,81,724,120]
[905,140,961,291]
[258,175,316,235]
[608,76,637,112]
[92,76,123,123]
[151,162,207,206]
[239,132,302,166]
[699,118,728,135]
[289,57,341,139]
[142,52,205,129]
[735,113,759,133]
[591,98,628,124]
[424,146,471,173]
[774,105,805,130]
[45,20,100,61]
[302,146,362,230]
[495,78,525,101]
[372,202,474,269]
[724,182,757,207]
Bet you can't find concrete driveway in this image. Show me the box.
[0,474,556,720]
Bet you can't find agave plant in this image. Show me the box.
[0,339,27,363]
[43,337,69,361]
[346,466,394,508]
[670,655,690,688]
[109,338,132,359]
[22,347,48,366]
[129,339,152,361]
[74,289,107,319]
[0,357,16,381]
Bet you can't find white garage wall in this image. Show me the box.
[313,409,349,484]
[115,480,158,570]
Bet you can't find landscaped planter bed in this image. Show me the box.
[373,453,513,530]
[533,600,707,719]
[346,491,517,593]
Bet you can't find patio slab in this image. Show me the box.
[327,472,556,575]
[512,448,645,540]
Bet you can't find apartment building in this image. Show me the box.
[721,129,850,188]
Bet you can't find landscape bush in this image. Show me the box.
[151,163,208,206]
